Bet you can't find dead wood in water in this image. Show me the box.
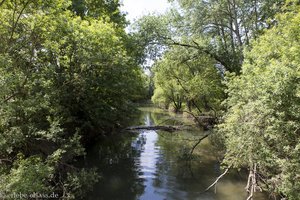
[125,125,183,132]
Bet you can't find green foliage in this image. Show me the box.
[134,0,284,73]
[63,168,100,199]
[131,14,175,63]
[218,3,300,199]
[152,46,224,114]
[0,155,53,194]
[134,0,299,198]
[71,0,126,26]
[0,0,146,198]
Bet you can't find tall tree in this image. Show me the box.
[152,46,224,115]
[0,0,146,197]
[217,3,300,199]
[134,0,284,73]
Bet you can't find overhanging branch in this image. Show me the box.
[162,37,229,69]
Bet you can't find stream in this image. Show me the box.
[82,106,267,200]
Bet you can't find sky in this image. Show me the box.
[121,0,170,22]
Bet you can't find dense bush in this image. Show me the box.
[0,0,146,198]
[218,3,300,199]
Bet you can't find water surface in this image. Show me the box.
[84,107,267,200]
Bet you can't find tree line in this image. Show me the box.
[0,0,147,198]
[135,0,300,199]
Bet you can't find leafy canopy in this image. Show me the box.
[218,3,300,198]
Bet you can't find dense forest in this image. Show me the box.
[0,0,147,198]
[135,0,299,199]
[0,0,299,199]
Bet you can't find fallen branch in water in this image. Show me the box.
[125,125,188,132]
[204,167,230,193]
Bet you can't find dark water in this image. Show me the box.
[83,107,267,200]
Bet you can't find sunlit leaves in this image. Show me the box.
[0,0,146,197]
[218,4,300,198]
[152,45,224,113]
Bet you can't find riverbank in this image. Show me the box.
[80,106,267,200]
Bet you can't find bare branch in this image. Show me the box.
[125,125,181,132]
[246,163,258,200]
[189,134,209,155]
[147,36,230,70]
[204,167,230,193]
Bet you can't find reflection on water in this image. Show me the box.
[83,107,267,200]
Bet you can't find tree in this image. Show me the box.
[134,0,284,73]
[152,46,224,115]
[0,0,146,198]
[217,3,300,199]
[71,0,126,26]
